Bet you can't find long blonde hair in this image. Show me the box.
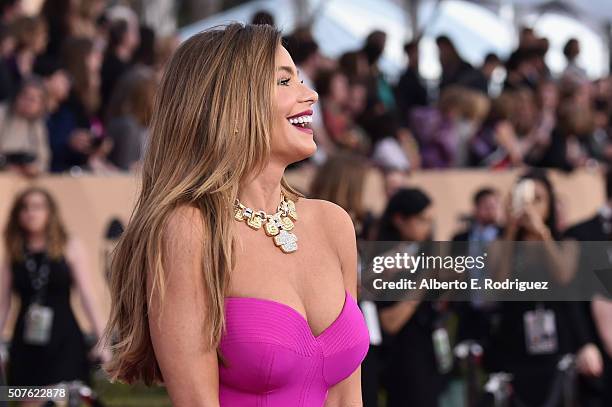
[102,23,302,385]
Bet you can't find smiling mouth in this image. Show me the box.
[287,115,313,130]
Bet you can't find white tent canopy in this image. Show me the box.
[179,0,609,83]
[511,0,612,25]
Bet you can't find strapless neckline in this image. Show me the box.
[225,289,350,340]
[219,288,369,406]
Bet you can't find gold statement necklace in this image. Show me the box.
[233,192,298,253]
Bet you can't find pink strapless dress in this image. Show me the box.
[219,289,369,406]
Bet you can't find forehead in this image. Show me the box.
[275,45,296,69]
[23,192,46,204]
[480,193,498,202]
[420,206,433,217]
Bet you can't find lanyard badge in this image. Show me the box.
[523,306,558,355]
[22,250,54,346]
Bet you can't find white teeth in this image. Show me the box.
[287,115,312,124]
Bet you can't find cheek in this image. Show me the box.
[19,212,28,225]
[33,210,48,225]
[402,221,415,239]
[539,203,549,219]
[274,88,294,115]
[272,90,293,131]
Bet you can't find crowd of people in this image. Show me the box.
[0,2,612,407]
[0,2,610,179]
[272,9,612,407]
[282,17,612,176]
[0,0,175,177]
[313,149,612,406]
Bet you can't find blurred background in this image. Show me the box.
[1,0,612,406]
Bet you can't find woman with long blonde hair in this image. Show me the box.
[103,23,369,406]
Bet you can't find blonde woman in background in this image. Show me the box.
[310,151,375,240]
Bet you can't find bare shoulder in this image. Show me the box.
[164,205,205,244]
[297,198,357,282]
[162,205,206,271]
[298,198,354,237]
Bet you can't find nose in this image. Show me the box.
[299,83,318,106]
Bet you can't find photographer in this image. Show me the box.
[486,169,595,406]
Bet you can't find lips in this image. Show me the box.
[287,109,314,133]
[287,109,313,119]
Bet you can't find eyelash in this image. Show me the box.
[278,78,304,86]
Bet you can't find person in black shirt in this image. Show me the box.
[376,188,448,407]
[563,168,612,406]
[436,35,486,93]
[486,169,594,406]
[395,40,427,126]
[100,17,139,118]
[0,186,110,388]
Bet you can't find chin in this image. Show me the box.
[277,124,317,164]
[286,140,317,164]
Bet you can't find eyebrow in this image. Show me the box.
[277,66,299,76]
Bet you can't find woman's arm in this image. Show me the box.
[148,206,220,406]
[489,197,519,282]
[538,233,578,285]
[321,201,363,407]
[592,295,612,358]
[0,259,11,336]
[65,237,107,340]
[522,205,578,285]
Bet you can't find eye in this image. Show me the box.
[278,77,290,86]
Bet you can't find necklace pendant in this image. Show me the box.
[273,229,298,253]
[247,215,262,230]
[288,209,298,221]
[265,220,280,236]
[280,216,294,231]
[234,207,244,221]
[234,194,298,253]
